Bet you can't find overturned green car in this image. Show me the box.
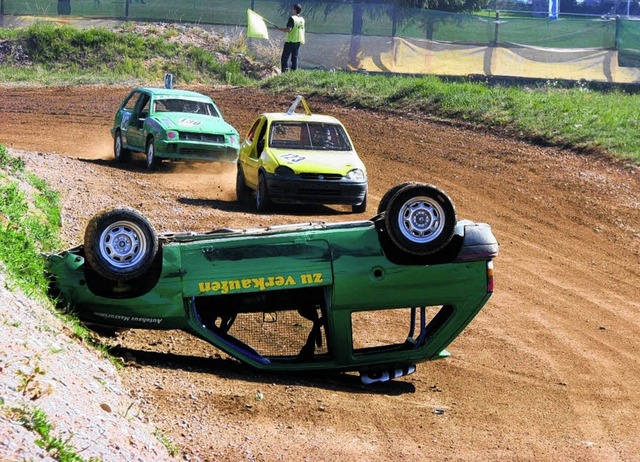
[46,183,498,384]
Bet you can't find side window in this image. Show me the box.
[139,96,151,117]
[122,92,139,111]
[207,103,221,118]
[252,121,268,159]
[245,118,262,144]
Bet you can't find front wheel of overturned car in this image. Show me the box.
[84,208,159,281]
[384,183,456,256]
[256,173,271,213]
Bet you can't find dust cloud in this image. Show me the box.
[163,161,237,200]
[85,135,115,160]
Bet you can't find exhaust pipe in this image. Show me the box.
[360,365,416,385]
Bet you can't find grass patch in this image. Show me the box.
[0,22,253,85]
[155,427,179,457]
[261,70,640,165]
[0,144,121,366]
[0,145,61,296]
[14,407,101,462]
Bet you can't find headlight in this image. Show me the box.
[228,135,239,147]
[167,131,178,140]
[346,168,366,181]
[274,166,295,176]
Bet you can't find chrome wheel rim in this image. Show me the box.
[98,220,148,269]
[397,196,445,243]
[146,142,154,168]
[115,135,122,159]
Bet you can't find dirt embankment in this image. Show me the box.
[1,85,639,461]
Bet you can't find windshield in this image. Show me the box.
[269,122,352,151]
[154,98,220,117]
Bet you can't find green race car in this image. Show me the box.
[111,87,240,170]
[45,183,498,384]
[237,96,368,213]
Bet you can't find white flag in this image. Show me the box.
[247,9,269,40]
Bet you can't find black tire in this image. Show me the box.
[236,166,251,204]
[84,208,159,281]
[145,137,160,171]
[256,173,271,213]
[352,193,367,213]
[384,184,456,256]
[114,130,130,163]
[377,181,416,215]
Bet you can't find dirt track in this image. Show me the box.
[1,85,639,461]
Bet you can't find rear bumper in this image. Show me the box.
[264,173,367,205]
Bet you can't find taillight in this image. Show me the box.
[487,261,494,293]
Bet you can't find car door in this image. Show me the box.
[126,91,151,151]
[116,90,139,149]
[240,117,268,189]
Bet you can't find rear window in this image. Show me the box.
[269,122,352,151]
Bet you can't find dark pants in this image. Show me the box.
[281,41,301,72]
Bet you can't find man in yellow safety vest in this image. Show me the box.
[278,4,305,72]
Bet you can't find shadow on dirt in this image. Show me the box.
[78,158,356,216]
[109,346,416,395]
[78,156,179,173]
[177,197,247,213]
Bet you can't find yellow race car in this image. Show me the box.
[236,96,368,213]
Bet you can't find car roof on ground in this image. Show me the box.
[136,87,213,99]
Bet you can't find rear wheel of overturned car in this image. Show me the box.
[256,173,271,213]
[384,184,456,256]
[145,137,160,170]
[84,208,159,281]
[113,130,130,163]
[236,166,251,204]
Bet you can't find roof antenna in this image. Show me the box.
[286,95,311,116]
[164,73,174,89]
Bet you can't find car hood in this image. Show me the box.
[153,113,238,134]
[270,149,366,174]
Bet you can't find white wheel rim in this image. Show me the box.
[146,143,154,168]
[397,196,445,243]
[98,220,148,269]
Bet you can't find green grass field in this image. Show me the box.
[262,71,640,165]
